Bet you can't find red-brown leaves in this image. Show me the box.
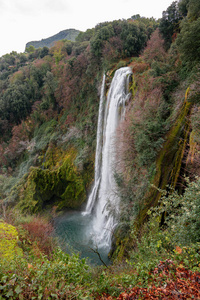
[22,216,54,258]
[141,28,167,63]
[102,260,200,299]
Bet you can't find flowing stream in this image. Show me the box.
[55,67,132,264]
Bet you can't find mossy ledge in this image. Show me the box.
[16,149,89,213]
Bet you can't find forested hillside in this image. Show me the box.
[0,0,200,298]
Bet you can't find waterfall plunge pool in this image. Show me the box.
[54,210,111,266]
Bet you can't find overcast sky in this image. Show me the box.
[0,0,174,57]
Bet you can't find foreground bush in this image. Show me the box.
[0,250,92,299]
[0,221,22,261]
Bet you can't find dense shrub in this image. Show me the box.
[22,216,54,257]
[176,17,200,67]
[154,178,200,245]
[0,221,22,260]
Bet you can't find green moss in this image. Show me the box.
[111,236,130,262]
[138,91,192,225]
[187,130,197,164]
[17,150,87,213]
[130,75,137,98]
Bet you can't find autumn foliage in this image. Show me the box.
[22,216,54,258]
[107,260,200,299]
[141,28,167,63]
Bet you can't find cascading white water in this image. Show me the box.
[82,75,106,215]
[91,67,132,248]
[83,67,132,250]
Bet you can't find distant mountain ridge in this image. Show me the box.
[25,28,81,50]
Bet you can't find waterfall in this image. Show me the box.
[82,74,105,215]
[84,67,132,250]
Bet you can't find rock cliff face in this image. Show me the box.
[25,28,80,49]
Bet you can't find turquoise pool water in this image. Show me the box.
[54,210,110,266]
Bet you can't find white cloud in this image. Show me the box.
[45,0,70,13]
[0,0,70,16]
[0,0,6,9]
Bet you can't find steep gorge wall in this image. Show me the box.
[112,64,199,260]
[140,91,192,222]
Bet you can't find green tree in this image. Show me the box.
[39,46,49,58]
[187,0,200,20]
[43,71,58,109]
[176,17,200,66]
[0,83,33,124]
[90,24,115,57]
[53,48,63,65]
[19,53,28,64]
[178,0,189,17]
[30,63,51,88]
[120,21,148,57]
[157,178,200,245]
[26,45,35,53]
[76,28,95,42]
[159,1,182,48]
[63,41,74,55]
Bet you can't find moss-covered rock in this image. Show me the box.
[17,149,88,213]
[137,88,192,225]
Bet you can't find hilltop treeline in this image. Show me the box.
[25,29,80,50]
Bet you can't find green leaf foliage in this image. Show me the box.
[159,1,183,48]
[0,82,34,124]
[176,17,200,66]
[0,221,23,260]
